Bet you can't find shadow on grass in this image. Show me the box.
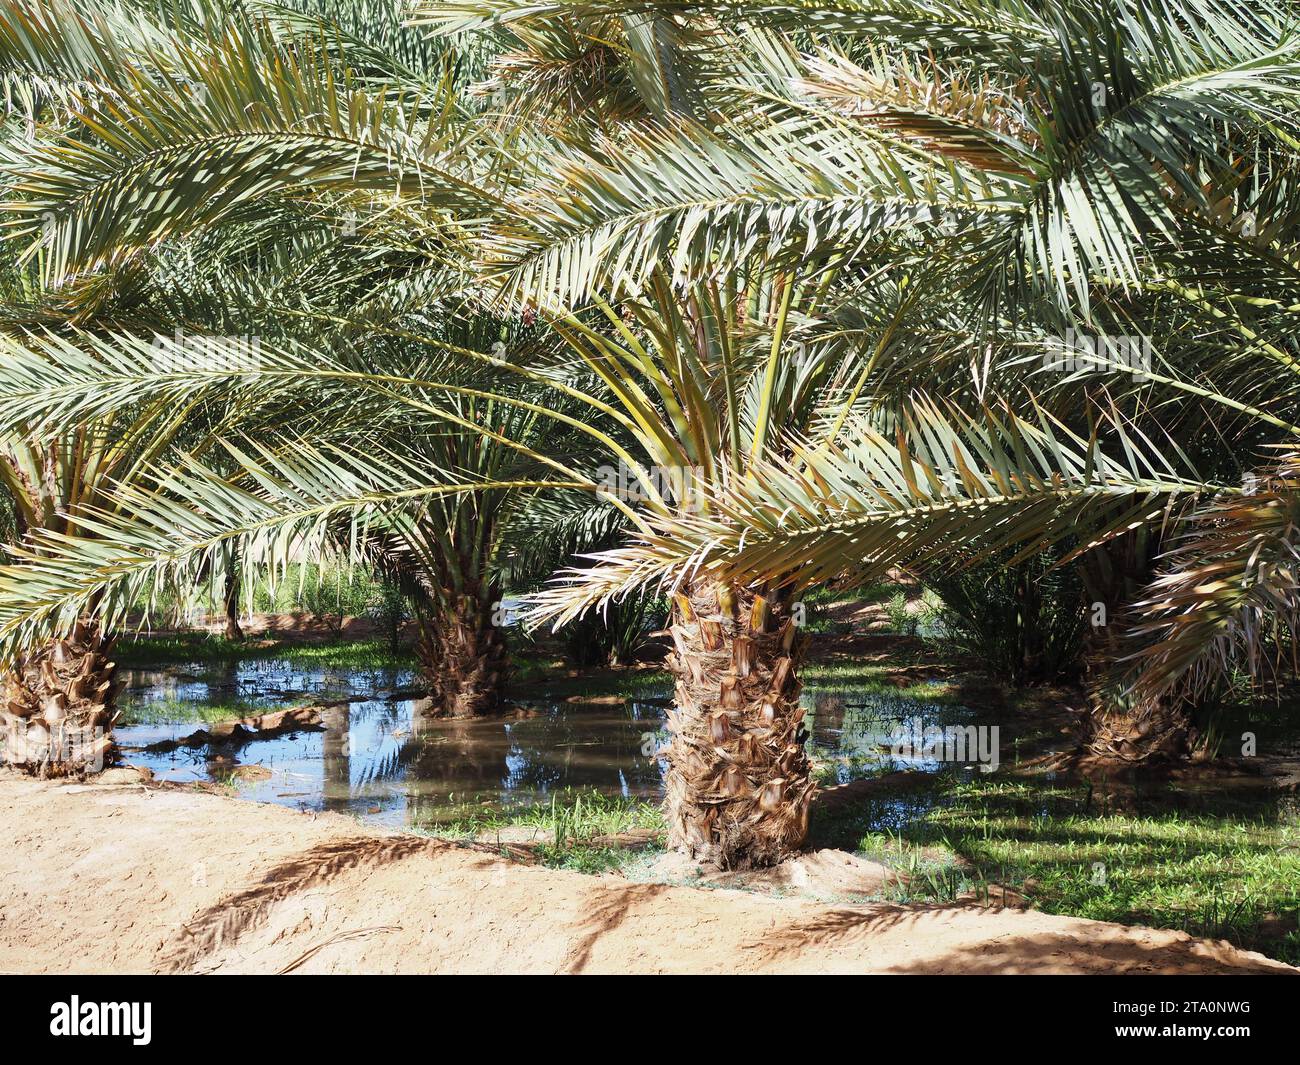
[812,772,1300,965]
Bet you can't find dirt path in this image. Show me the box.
[0,776,1292,975]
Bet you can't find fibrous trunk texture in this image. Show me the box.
[1078,531,1194,765]
[1085,695,1195,764]
[223,559,243,640]
[223,571,243,640]
[1,621,118,777]
[663,583,813,870]
[417,593,507,718]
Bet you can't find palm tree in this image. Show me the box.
[0,277,235,775]
[1,0,1298,858]
[0,429,123,775]
[484,0,1300,768]
[356,330,589,718]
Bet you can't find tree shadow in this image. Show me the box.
[737,904,943,967]
[737,902,1294,973]
[561,881,671,973]
[159,835,503,972]
[877,928,1296,975]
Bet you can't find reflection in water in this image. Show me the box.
[321,702,351,813]
[805,689,978,782]
[117,659,969,828]
[405,705,511,824]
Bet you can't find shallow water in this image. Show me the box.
[116,659,974,828]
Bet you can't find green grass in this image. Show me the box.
[801,581,895,607]
[828,776,1300,965]
[116,634,415,670]
[505,653,957,702]
[433,789,666,873]
[121,697,276,727]
[508,652,672,698]
[118,693,321,726]
[118,633,955,703]
[803,667,957,703]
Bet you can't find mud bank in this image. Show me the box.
[0,777,1292,975]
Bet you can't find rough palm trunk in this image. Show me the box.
[1084,694,1195,763]
[663,582,814,870]
[1079,531,1195,764]
[223,560,243,640]
[1,621,118,777]
[416,592,507,718]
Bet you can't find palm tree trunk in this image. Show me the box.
[1084,694,1195,763]
[416,591,508,718]
[1079,531,1195,764]
[223,554,243,640]
[663,582,814,870]
[1,620,118,777]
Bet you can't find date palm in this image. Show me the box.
[0,274,235,774]
[0,430,124,776]
[1,0,1299,857]
[444,0,1300,770]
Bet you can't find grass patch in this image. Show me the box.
[836,776,1300,965]
[117,696,316,727]
[781,671,952,699]
[508,653,672,698]
[505,656,960,703]
[116,634,416,670]
[434,789,666,873]
[802,581,895,607]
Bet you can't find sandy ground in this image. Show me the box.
[0,776,1293,975]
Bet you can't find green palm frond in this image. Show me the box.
[407,0,1057,62]
[1,26,500,282]
[494,487,626,586]
[1009,8,1300,313]
[0,0,197,94]
[490,112,1010,305]
[523,395,1214,625]
[250,0,490,85]
[0,434,590,657]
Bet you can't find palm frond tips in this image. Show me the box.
[522,397,1215,626]
[796,49,1037,173]
[0,436,587,662]
[1122,455,1300,702]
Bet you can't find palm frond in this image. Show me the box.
[0,435,589,659]
[523,395,1214,625]
[1122,453,1300,700]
